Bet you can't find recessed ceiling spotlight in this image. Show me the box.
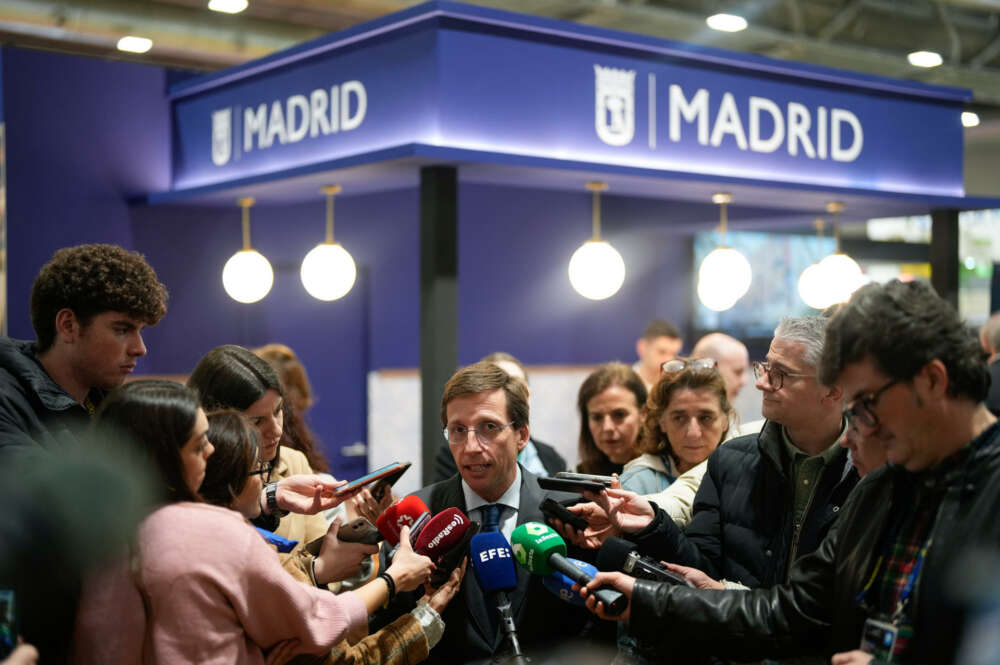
[117,36,153,53]
[907,50,943,68]
[208,0,249,13]
[962,111,980,128]
[706,13,748,32]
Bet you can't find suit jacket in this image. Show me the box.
[373,466,592,665]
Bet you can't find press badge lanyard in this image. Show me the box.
[855,536,933,623]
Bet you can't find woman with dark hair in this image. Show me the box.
[619,359,733,495]
[71,380,438,665]
[188,345,334,554]
[575,363,647,476]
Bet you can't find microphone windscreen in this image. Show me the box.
[375,502,402,546]
[541,557,598,606]
[470,531,518,593]
[596,536,636,573]
[511,521,568,576]
[414,507,471,559]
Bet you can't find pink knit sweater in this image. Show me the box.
[71,502,368,664]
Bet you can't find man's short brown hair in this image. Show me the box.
[30,244,168,352]
[642,318,681,341]
[440,361,529,429]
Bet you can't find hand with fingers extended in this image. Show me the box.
[348,486,395,525]
[551,501,620,549]
[424,557,467,614]
[273,473,353,515]
[385,525,436,593]
[575,571,636,622]
[664,562,724,590]
[313,519,380,585]
[264,638,301,665]
[589,488,656,534]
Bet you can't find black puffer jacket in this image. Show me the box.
[631,419,858,588]
[0,337,97,461]
[628,420,1000,665]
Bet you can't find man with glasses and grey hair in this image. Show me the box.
[579,280,1000,665]
[564,315,859,597]
[372,361,593,665]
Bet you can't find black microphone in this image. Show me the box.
[596,536,694,587]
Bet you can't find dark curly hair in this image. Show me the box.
[30,244,168,352]
[639,361,732,466]
[576,362,647,475]
[821,280,989,402]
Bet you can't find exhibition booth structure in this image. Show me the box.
[3,1,998,484]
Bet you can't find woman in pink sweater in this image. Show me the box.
[71,380,435,665]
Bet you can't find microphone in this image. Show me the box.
[596,537,693,587]
[376,495,431,547]
[414,507,479,586]
[511,522,627,617]
[470,531,527,664]
[541,558,598,607]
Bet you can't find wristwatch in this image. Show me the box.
[265,482,289,518]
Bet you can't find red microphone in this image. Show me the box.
[376,495,431,547]
[414,507,480,586]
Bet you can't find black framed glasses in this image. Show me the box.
[751,361,814,390]
[843,379,900,429]
[248,460,271,477]
[661,358,718,373]
[443,421,514,447]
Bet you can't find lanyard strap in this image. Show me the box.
[855,536,932,621]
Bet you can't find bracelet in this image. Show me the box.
[378,572,396,605]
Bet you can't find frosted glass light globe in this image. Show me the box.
[222,249,273,304]
[798,262,833,310]
[819,252,864,305]
[568,240,626,300]
[697,246,752,311]
[300,242,357,301]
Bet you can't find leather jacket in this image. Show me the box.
[628,420,1000,665]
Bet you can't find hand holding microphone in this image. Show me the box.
[413,507,479,586]
[596,536,694,587]
[511,522,628,617]
[385,524,436,593]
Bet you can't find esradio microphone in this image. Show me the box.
[596,536,693,587]
[470,532,526,664]
[414,507,479,586]
[376,495,431,547]
[511,522,627,617]
[541,557,598,607]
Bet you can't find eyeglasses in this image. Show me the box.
[752,361,814,390]
[661,358,718,373]
[248,460,271,477]
[443,421,514,447]
[843,379,899,429]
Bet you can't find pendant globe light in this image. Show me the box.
[568,181,626,300]
[300,185,357,301]
[798,218,835,310]
[697,193,753,311]
[222,197,274,304]
[816,202,864,305]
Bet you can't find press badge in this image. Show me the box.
[860,617,898,661]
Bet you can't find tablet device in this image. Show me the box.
[335,462,410,496]
[537,476,606,494]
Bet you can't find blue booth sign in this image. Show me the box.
[170,2,968,197]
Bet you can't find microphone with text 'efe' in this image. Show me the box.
[470,531,526,663]
[541,558,599,607]
[511,522,627,617]
[376,495,431,547]
[413,507,480,586]
[596,536,694,587]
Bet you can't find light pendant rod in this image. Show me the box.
[813,218,825,238]
[826,201,845,252]
[238,197,255,250]
[586,181,608,241]
[322,185,342,244]
[712,192,732,244]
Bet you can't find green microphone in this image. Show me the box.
[511,522,627,616]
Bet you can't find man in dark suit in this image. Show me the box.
[374,361,594,664]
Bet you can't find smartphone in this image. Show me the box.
[335,462,410,496]
[306,517,382,555]
[370,462,411,501]
[555,472,615,487]
[538,476,607,494]
[0,589,17,659]
[539,497,589,531]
